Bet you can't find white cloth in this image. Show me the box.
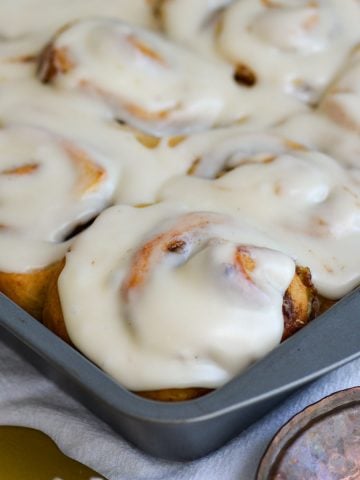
[0,336,359,480]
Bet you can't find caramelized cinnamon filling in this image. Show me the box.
[233,64,257,87]
[37,44,74,83]
[1,163,39,175]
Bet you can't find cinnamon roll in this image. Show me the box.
[0,78,201,205]
[160,133,360,300]
[36,18,252,136]
[216,0,360,104]
[0,125,120,319]
[43,203,318,401]
[36,17,306,136]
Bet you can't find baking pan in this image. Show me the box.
[0,288,360,461]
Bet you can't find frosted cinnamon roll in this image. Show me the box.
[160,134,360,299]
[36,18,252,136]
[0,78,201,205]
[43,203,318,401]
[35,17,304,136]
[216,0,360,104]
[0,125,120,319]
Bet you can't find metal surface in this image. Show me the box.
[0,288,360,460]
[257,387,360,480]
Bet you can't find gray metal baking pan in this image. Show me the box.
[0,288,359,461]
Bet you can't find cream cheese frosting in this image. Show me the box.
[0,0,154,39]
[36,18,307,136]
[59,203,295,390]
[36,18,247,136]
[276,47,360,168]
[0,1,155,81]
[154,0,234,60]
[0,125,120,272]
[159,136,360,299]
[0,79,198,205]
[216,0,360,104]
[276,112,360,168]
[320,47,360,135]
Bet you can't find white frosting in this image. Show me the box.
[277,48,360,168]
[321,47,360,134]
[0,125,120,272]
[0,0,154,38]
[217,0,360,104]
[0,38,39,81]
[36,18,246,135]
[36,18,307,136]
[0,79,199,205]
[277,112,360,168]
[0,0,155,81]
[156,0,234,60]
[159,138,360,299]
[59,203,295,390]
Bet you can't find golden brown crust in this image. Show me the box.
[42,259,71,343]
[282,266,320,341]
[137,387,211,402]
[43,262,331,401]
[0,260,64,321]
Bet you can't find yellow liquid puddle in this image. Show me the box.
[0,426,106,480]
